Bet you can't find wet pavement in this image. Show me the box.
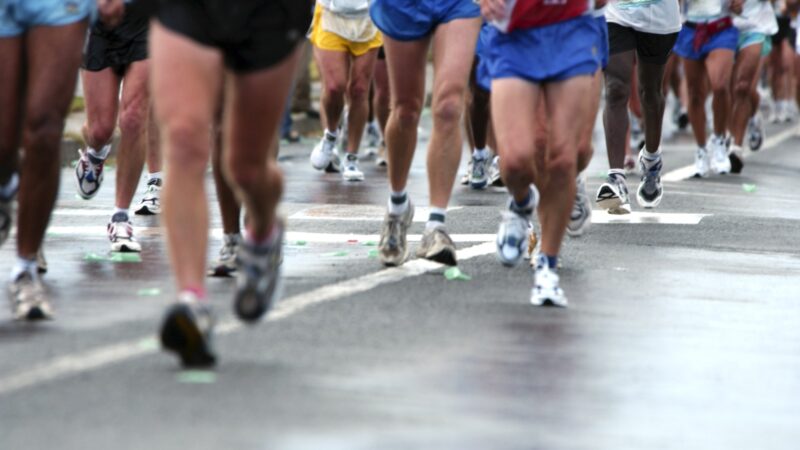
[1,113,800,450]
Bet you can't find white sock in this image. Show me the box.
[88,144,111,160]
[324,129,338,141]
[473,147,489,160]
[10,257,36,282]
[388,191,409,216]
[426,207,446,231]
[112,207,129,219]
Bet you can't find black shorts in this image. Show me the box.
[82,5,149,76]
[608,23,678,65]
[772,16,796,49]
[156,0,313,72]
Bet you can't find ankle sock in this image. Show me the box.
[10,257,36,282]
[148,172,163,183]
[388,191,409,216]
[509,188,535,216]
[473,147,489,160]
[88,144,111,161]
[324,130,338,142]
[426,207,446,230]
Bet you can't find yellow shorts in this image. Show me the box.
[308,4,383,56]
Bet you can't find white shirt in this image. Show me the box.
[734,0,778,35]
[605,0,682,34]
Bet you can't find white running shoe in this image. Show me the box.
[747,112,764,151]
[497,187,539,267]
[531,254,567,308]
[135,178,162,215]
[108,212,141,252]
[488,155,504,187]
[342,154,365,182]
[9,271,53,320]
[469,155,489,189]
[693,147,710,178]
[75,146,109,199]
[365,120,381,152]
[595,173,631,214]
[208,233,240,277]
[310,136,341,172]
[460,158,473,185]
[375,142,388,168]
[567,175,592,237]
[709,136,731,175]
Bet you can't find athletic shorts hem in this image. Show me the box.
[608,23,677,65]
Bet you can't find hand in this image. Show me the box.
[595,0,608,8]
[729,0,744,14]
[481,0,507,22]
[96,0,125,28]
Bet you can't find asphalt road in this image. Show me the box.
[1,112,799,450]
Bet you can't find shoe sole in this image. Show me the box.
[134,206,159,215]
[343,175,365,182]
[729,154,744,174]
[469,180,488,190]
[207,265,236,277]
[160,304,216,368]
[111,242,142,253]
[423,246,457,266]
[234,265,283,323]
[531,297,568,308]
[636,187,662,209]
[597,197,630,215]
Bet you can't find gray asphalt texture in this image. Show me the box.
[1,112,799,450]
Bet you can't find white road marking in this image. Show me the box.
[289,205,463,222]
[0,242,495,397]
[662,126,796,182]
[591,211,708,225]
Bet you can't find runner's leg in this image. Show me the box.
[115,61,149,211]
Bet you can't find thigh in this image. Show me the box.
[705,49,735,89]
[383,35,429,109]
[25,21,88,127]
[733,44,762,88]
[545,75,594,153]
[313,46,350,88]
[120,60,151,121]
[227,45,303,162]
[683,57,709,96]
[491,78,541,157]
[150,23,222,133]
[0,37,24,151]
[82,68,122,125]
[431,17,481,99]
[349,49,378,90]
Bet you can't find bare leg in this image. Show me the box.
[683,57,710,147]
[638,61,669,152]
[345,49,378,154]
[0,36,24,185]
[730,45,762,146]
[706,50,735,137]
[373,57,390,135]
[314,47,349,135]
[114,60,149,210]
[603,50,635,169]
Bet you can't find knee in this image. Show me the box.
[639,86,664,110]
[393,99,422,129]
[118,104,147,137]
[163,119,210,173]
[605,77,630,107]
[432,92,464,128]
[499,145,534,179]
[324,78,347,101]
[733,79,751,99]
[85,117,116,147]
[546,150,577,180]
[24,110,63,149]
[347,79,370,104]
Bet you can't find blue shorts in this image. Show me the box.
[475,24,492,91]
[487,15,602,85]
[370,0,480,41]
[0,0,94,37]
[595,15,609,69]
[673,24,738,60]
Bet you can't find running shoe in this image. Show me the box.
[208,233,240,277]
[693,147,710,178]
[365,121,381,151]
[709,136,731,175]
[623,154,638,175]
[342,154,365,182]
[595,173,631,214]
[8,271,53,320]
[526,221,539,262]
[416,226,457,266]
[469,155,489,190]
[496,210,529,267]
[567,176,592,236]
[75,147,108,199]
[234,222,285,323]
[747,113,764,151]
[108,212,141,253]
[488,155,504,187]
[135,178,162,215]
[376,142,388,168]
[160,292,216,367]
[378,201,415,266]
[729,145,745,174]
[0,181,15,248]
[37,248,47,274]
[636,150,664,209]
[530,254,567,308]
[310,136,341,173]
[630,116,645,152]
[460,159,473,185]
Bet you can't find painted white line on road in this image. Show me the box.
[289,205,463,222]
[592,211,708,225]
[662,126,796,182]
[0,242,496,397]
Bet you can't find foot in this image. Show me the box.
[693,147,710,178]
[416,226,458,266]
[159,292,216,367]
[469,155,489,190]
[709,136,731,175]
[530,254,567,307]
[135,178,162,215]
[496,211,530,267]
[75,147,108,200]
[310,136,341,172]
[208,233,241,277]
[108,212,141,253]
[378,201,415,267]
[595,173,631,214]
[234,222,285,323]
[342,154,365,182]
[366,121,381,150]
[729,145,744,174]
[567,176,592,236]
[376,142,388,168]
[460,158,473,186]
[0,178,16,249]
[636,150,664,209]
[37,248,47,274]
[747,113,764,152]
[8,271,53,321]
[488,155,504,187]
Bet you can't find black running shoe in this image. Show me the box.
[160,294,217,368]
